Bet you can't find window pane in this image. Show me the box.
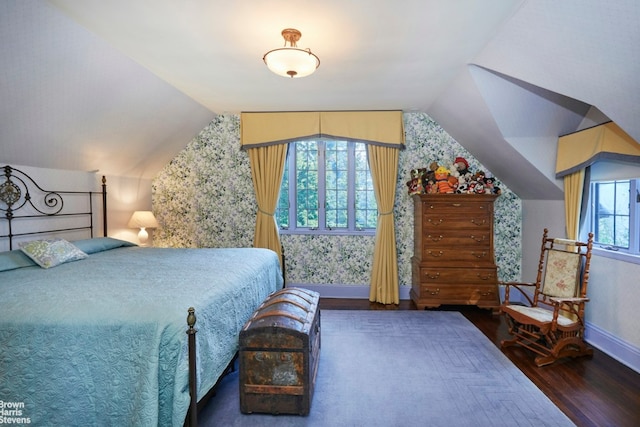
[296,141,318,227]
[615,181,630,215]
[355,143,377,229]
[276,165,289,228]
[597,215,614,245]
[325,141,348,228]
[596,182,615,214]
[614,215,630,248]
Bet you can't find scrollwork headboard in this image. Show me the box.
[0,165,107,250]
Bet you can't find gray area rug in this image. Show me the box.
[198,310,575,426]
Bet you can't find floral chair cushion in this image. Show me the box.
[542,250,580,298]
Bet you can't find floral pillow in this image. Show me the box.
[20,238,88,269]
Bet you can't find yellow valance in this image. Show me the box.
[240,111,405,149]
[556,122,640,178]
[240,112,320,148]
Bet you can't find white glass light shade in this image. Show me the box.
[263,48,320,78]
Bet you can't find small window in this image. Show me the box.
[589,179,639,254]
[276,140,377,235]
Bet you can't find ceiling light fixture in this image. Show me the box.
[263,28,320,78]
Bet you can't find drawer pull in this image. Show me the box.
[451,203,461,207]
[477,273,494,280]
[426,288,440,295]
[428,234,443,242]
[471,251,487,258]
[470,219,486,226]
[427,218,443,226]
[428,250,444,258]
[469,235,485,242]
[424,272,440,280]
[480,291,493,296]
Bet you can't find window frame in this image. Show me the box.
[277,139,377,236]
[585,177,640,263]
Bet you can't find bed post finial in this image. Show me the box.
[186,307,198,427]
[187,307,197,331]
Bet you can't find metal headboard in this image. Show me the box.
[0,165,107,250]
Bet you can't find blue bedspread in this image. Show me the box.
[0,246,283,426]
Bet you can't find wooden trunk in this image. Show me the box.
[239,287,321,415]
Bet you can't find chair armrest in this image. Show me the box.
[547,297,589,322]
[500,282,536,306]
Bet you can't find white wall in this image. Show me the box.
[587,255,640,371]
[521,199,566,279]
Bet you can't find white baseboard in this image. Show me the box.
[585,322,640,374]
[287,283,411,300]
[288,283,640,374]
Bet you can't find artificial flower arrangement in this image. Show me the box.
[406,156,501,196]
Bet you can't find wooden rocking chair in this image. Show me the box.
[500,228,594,367]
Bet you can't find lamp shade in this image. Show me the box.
[128,211,158,246]
[263,28,320,78]
[127,211,159,229]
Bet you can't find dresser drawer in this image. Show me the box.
[422,213,492,230]
[423,231,492,247]
[422,199,493,213]
[417,266,497,284]
[415,284,499,305]
[419,248,495,266]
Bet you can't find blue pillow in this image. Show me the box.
[0,250,38,272]
[72,237,137,254]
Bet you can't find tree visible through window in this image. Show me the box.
[276,140,377,234]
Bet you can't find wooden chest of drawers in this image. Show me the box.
[239,287,320,415]
[411,194,500,311]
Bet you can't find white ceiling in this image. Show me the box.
[1,0,639,199]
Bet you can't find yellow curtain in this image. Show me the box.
[563,169,585,241]
[562,169,585,313]
[367,144,400,305]
[247,144,288,267]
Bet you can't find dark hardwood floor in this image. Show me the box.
[319,298,640,427]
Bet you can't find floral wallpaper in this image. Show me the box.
[152,112,521,289]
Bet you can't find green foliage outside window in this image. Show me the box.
[276,140,377,232]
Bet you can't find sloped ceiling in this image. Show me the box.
[1,0,638,199]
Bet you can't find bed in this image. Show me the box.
[0,166,284,426]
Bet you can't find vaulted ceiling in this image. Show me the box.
[1,0,638,200]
